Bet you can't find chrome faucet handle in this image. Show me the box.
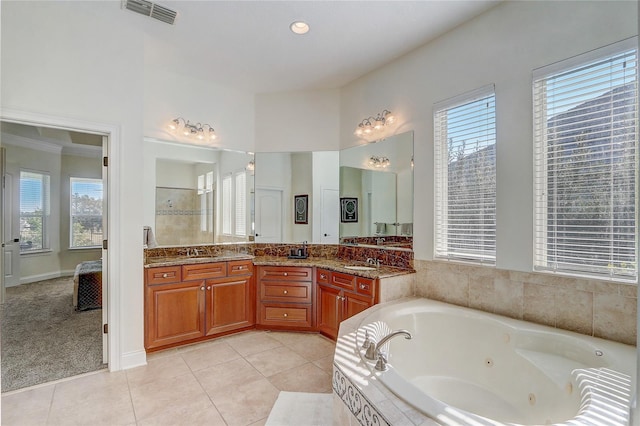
[374,352,388,371]
[364,340,378,360]
[361,330,372,350]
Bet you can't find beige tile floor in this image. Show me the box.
[1,330,336,426]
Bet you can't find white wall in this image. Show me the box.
[255,89,341,152]
[1,1,146,368]
[339,0,638,271]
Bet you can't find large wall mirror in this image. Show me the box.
[143,139,254,246]
[253,151,339,244]
[339,131,414,248]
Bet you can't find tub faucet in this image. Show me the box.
[364,329,412,361]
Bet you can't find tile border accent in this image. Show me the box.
[333,363,391,426]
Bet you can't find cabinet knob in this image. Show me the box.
[283,313,288,317]
[283,272,288,276]
[283,290,288,294]
[207,286,211,290]
[200,286,205,291]
[360,284,367,290]
[162,273,168,278]
[320,274,327,280]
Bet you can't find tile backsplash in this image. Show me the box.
[414,259,637,346]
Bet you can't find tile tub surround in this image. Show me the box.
[414,259,638,346]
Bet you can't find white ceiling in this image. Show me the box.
[139,0,502,94]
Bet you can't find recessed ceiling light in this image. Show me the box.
[290,21,310,35]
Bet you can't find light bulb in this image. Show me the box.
[355,127,364,137]
[209,132,217,140]
[385,113,396,124]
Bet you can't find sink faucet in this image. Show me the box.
[364,330,412,362]
[366,258,381,267]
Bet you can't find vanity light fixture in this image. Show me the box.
[290,21,310,35]
[354,110,396,138]
[169,117,217,141]
[369,155,390,168]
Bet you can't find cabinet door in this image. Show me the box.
[343,291,373,321]
[316,283,341,340]
[145,281,205,349]
[206,275,254,336]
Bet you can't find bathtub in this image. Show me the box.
[332,298,636,426]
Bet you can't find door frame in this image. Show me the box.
[0,108,122,371]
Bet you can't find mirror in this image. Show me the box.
[144,138,254,246]
[253,151,340,244]
[339,131,414,248]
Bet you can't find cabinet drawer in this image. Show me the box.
[316,269,331,285]
[330,271,355,291]
[258,266,312,282]
[183,262,227,281]
[228,260,253,276]
[260,281,312,303]
[260,304,312,328]
[356,277,375,297]
[146,266,181,285]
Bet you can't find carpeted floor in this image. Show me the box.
[1,276,105,392]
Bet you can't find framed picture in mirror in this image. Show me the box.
[294,194,308,224]
[340,197,358,222]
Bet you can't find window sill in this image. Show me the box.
[20,249,52,256]
[68,246,102,251]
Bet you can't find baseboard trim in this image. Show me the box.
[17,270,76,286]
[120,349,147,371]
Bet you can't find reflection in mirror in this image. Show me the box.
[339,131,413,248]
[254,151,339,244]
[146,139,254,246]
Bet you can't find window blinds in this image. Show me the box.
[434,85,496,264]
[234,172,247,236]
[533,38,638,281]
[19,171,51,251]
[222,175,232,235]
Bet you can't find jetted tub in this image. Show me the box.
[347,298,636,426]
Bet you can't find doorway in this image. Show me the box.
[0,121,109,391]
[255,188,283,243]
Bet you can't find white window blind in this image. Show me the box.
[234,171,247,236]
[434,85,496,264]
[19,171,51,252]
[70,177,103,248]
[533,38,638,281]
[222,174,232,235]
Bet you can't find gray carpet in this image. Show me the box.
[1,277,105,392]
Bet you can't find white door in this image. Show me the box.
[321,188,339,244]
[3,159,21,290]
[101,136,109,363]
[255,188,282,243]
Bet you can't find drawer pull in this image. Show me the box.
[320,274,327,280]
[283,272,288,276]
[360,284,367,289]
[162,273,168,278]
[283,290,288,294]
[283,313,288,317]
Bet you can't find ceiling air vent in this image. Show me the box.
[122,0,177,25]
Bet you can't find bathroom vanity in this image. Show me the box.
[144,258,254,350]
[144,246,415,351]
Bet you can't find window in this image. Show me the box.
[234,171,247,236]
[533,38,637,281]
[434,85,497,264]
[221,171,248,237]
[222,174,232,235]
[70,177,103,248]
[20,171,50,252]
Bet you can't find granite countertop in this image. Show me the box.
[145,254,413,279]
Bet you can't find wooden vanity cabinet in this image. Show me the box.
[145,260,254,350]
[316,268,376,340]
[256,266,314,330]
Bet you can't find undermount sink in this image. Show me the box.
[343,265,377,271]
[147,256,217,263]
